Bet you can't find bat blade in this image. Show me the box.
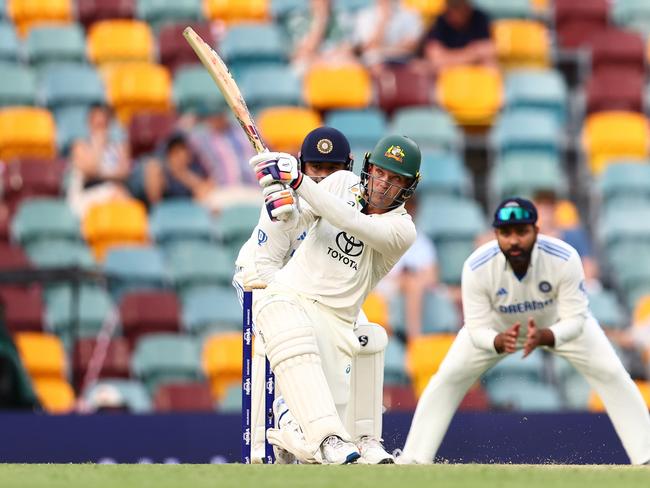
[183,26,267,154]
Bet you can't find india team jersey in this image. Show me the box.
[462,234,590,351]
[270,171,416,324]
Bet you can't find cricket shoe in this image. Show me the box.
[320,436,361,465]
[356,436,394,464]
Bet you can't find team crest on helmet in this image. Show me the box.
[317,138,333,154]
[384,145,405,162]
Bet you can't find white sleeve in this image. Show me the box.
[461,264,499,352]
[549,252,589,348]
[251,206,293,284]
[295,175,416,258]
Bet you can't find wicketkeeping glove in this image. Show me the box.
[263,183,297,222]
[250,152,304,189]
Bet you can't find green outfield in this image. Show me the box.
[0,464,647,488]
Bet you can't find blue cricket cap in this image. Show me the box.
[299,126,352,165]
[493,197,538,228]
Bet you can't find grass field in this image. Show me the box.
[0,464,648,488]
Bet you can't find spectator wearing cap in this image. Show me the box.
[422,0,497,73]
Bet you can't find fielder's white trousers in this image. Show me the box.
[402,319,650,465]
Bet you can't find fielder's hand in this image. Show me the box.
[494,322,520,354]
[250,152,303,189]
[263,183,297,222]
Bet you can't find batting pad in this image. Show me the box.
[345,323,388,440]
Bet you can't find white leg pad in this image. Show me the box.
[256,299,350,453]
[345,323,388,440]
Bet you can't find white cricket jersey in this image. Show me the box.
[270,171,417,324]
[462,234,590,352]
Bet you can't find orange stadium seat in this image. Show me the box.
[531,0,549,13]
[362,292,390,333]
[402,0,446,21]
[82,199,149,261]
[493,20,551,70]
[406,333,456,397]
[589,380,650,411]
[32,378,75,413]
[633,295,650,324]
[8,0,73,36]
[87,20,155,66]
[258,106,322,153]
[105,63,172,124]
[202,332,242,401]
[204,0,268,23]
[14,332,68,379]
[437,66,503,127]
[0,107,56,161]
[582,111,650,175]
[555,200,581,230]
[304,63,372,110]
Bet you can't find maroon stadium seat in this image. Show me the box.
[555,0,609,49]
[383,385,418,412]
[586,68,644,114]
[77,0,136,30]
[0,286,44,333]
[73,337,131,389]
[0,206,9,243]
[153,381,215,412]
[128,112,177,158]
[458,384,490,411]
[590,28,645,75]
[1,159,64,214]
[373,63,433,115]
[119,291,181,346]
[0,243,32,271]
[159,23,216,74]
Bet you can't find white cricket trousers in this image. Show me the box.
[402,319,650,465]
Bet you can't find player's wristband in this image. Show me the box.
[290,172,303,190]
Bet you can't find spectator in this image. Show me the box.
[87,384,130,414]
[352,0,424,72]
[67,104,132,217]
[422,0,497,73]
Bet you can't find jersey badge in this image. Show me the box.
[496,288,508,297]
[538,281,552,293]
[257,229,268,246]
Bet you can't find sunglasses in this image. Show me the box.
[497,207,532,222]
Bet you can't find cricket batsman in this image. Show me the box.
[234,127,396,464]
[245,135,421,463]
[399,198,650,465]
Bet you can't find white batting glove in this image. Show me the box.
[250,152,303,189]
[263,183,297,222]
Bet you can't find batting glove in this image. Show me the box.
[263,183,297,222]
[250,152,304,189]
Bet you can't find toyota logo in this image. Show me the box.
[336,232,364,257]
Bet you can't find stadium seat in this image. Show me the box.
[633,294,650,323]
[153,381,215,412]
[26,237,95,269]
[590,28,645,75]
[127,111,176,157]
[73,337,131,389]
[437,66,503,127]
[166,242,233,292]
[271,0,307,19]
[0,286,44,333]
[373,63,433,114]
[240,65,302,111]
[504,69,568,123]
[598,162,650,208]
[40,64,105,113]
[77,0,135,29]
[83,379,152,413]
[0,209,9,243]
[87,20,155,66]
[0,63,37,106]
[390,289,460,336]
[383,384,418,412]
[149,199,213,246]
[555,0,609,49]
[401,0,445,20]
[220,22,286,76]
[11,198,80,246]
[436,239,478,285]
[0,107,56,160]
[25,24,85,68]
[484,349,546,385]
[473,0,532,18]
[493,20,551,70]
[131,333,203,393]
[106,62,172,124]
[181,285,241,335]
[406,334,456,396]
[173,65,227,114]
[361,292,389,332]
[159,22,215,74]
[487,377,563,411]
[83,200,149,261]
[304,64,372,110]
[555,200,580,230]
[258,106,321,153]
[588,289,627,329]
[585,68,644,115]
[103,245,168,297]
[119,291,181,346]
[490,153,565,202]
[490,109,562,159]
[0,21,19,62]
[582,111,650,175]
[325,109,387,150]
[613,0,650,37]
[390,108,462,152]
[7,0,73,36]
[0,159,65,214]
[32,378,75,413]
[416,195,485,243]
[384,337,409,386]
[0,242,32,271]
[417,151,471,198]
[214,204,261,253]
[204,0,268,23]
[202,332,242,400]
[14,332,67,379]
[218,383,241,412]
[136,0,202,29]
